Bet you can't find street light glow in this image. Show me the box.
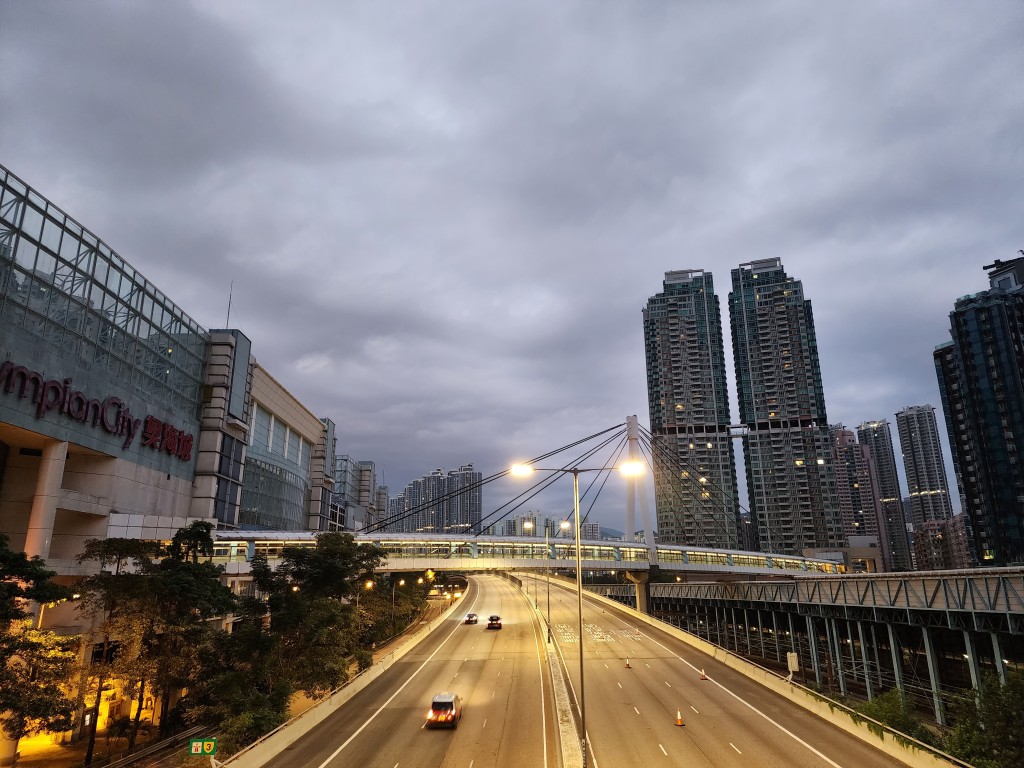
[510,463,534,477]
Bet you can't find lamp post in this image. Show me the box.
[391,578,405,625]
[510,460,643,768]
[523,520,535,603]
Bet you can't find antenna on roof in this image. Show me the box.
[225,280,234,327]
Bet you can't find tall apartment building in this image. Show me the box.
[831,425,888,569]
[856,420,913,571]
[642,270,741,548]
[729,258,843,556]
[934,257,1024,566]
[895,405,953,529]
[386,464,482,534]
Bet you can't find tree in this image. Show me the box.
[945,672,1024,768]
[853,688,937,746]
[0,534,76,764]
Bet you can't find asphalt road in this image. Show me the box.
[521,572,912,768]
[275,573,914,767]
[279,575,556,768]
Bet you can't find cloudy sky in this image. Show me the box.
[2,1,1021,530]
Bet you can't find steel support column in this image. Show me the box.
[992,632,1007,686]
[963,631,980,691]
[858,621,874,700]
[921,626,945,726]
[828,618,847,696]
[806,615,822,687]
[887,623,904,695]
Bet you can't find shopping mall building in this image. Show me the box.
[0,162,344,625]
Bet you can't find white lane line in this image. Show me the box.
[604,663,609,669]
[730,743,742,754]
[482,719,487,729]
[659,744,668,756]
[690,705,699,714]
[665,681,672,688]
[645,663,651,669]
[315,589,480,768]
[634,707,640,715]
[617,623,846,768]
[617,682,622,688]
[470,761,475,768]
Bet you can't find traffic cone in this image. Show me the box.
[675,709,685,726]
[700,669,707,680]
[625,658,631,669]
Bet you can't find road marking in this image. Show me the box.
[634,707,640,715]
[659,745,668,756]
[690,706,699,714]
[665,681,672,687]
[617,682,622,688]
[619,623,845,768]
[645,663,651,669]
[604,663,609,669]
[315,591,477,768]
[482,719,487,729]
[730,743,742,754]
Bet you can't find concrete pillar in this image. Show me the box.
[921,626,945,725]
[806,615,823,687]
[963,631,980,691]
[992,633,1007,686]
[624,571,651,615]
[858,622,874,700]
[887,623,904,694]
[23,440,68,560]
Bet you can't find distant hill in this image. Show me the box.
[600,526,624,540]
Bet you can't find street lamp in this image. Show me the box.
[391,578,406,625]
[510,460,644,767]
[523,520,535,603]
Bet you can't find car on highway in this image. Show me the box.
[486,614,502,630]
[425,692,463,729]
[464,613,478,625]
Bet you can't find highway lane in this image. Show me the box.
[280,575,555,768]
[524,573,912,768]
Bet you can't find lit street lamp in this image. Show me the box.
[523,520,535,604]
[510,460,644,768]
[391,578,406,625]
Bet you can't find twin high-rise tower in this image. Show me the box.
[644,258,844,556]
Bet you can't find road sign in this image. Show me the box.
[189,738,218,755]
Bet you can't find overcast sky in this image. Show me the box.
[2,1,1021,531]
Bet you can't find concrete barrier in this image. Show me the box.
[219,598,465,768]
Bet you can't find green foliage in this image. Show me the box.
[1,533,71,622]
[166,521,215,563]
[0,624,78,741]
[945,671,1024,768]
[853,688,937,746]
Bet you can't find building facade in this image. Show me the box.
[0,162,347,580]
[729,258,843,556]
[934,257,1024,566]
[642,270,741,548]
[831,425,889,570]
[856,420,913,571]
[895,405,953,529]
[386,464,482,534]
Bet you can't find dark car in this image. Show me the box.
[486,614,502,630]
[464,613,478,625]
[426,692,463,729]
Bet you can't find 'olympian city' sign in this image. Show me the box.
[0,359,194,462]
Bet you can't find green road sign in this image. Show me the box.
[189,738,218,755]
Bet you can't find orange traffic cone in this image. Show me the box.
[625,658,632,669]
[675,709,685,726]
[700,669,707,680]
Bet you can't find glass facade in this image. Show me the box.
[0,165,206,418]
[239,403,313,530]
